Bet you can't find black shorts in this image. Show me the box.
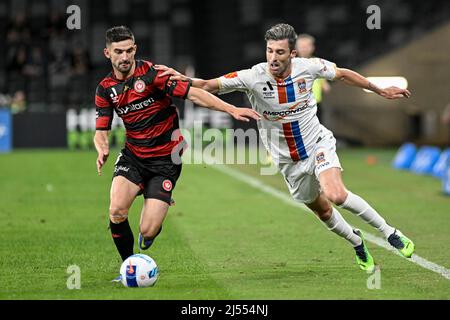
[112,148,182,204]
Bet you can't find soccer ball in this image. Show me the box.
[120,254,159,288]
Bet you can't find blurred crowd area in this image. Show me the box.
[0,0,449,114]
[0,0,93,113]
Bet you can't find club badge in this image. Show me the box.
[297,78,307,93]
[162,179,173,191]
[134,79,146,93]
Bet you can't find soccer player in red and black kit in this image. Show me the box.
[94,26,260,281]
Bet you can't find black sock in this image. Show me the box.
[110,219,134,261]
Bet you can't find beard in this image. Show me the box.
[268,59,290,78]
[270,65,287,78]
[115,60,133,73]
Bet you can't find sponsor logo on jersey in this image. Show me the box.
[115,165,130,173]
[134,79,146,93]
[116,97,155,115]
[262,100,309,121]
[223,71,238,79]
[262,81,276,99]
[110,87,119,103]
[317,161,331,171]
[263,92,276,99]
[262,88,275,99]
[162,179,173,191]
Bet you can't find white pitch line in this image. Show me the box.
[363,233,450,280]
[207,162,450,281]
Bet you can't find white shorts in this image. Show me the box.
[277,132,342,204]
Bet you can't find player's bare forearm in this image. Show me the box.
[335,68,411,99]
[335,68,381,92]
[93,130,110,175]
[191,78,220,94]
[94,130,109,154]
[187,87,260,122]
[153,64,219,94]
[155,65,259,120]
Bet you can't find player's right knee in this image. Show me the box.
[109,207,129,223]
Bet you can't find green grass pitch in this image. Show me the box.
[0,148,449,299]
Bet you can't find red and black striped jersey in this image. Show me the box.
[95,59,191,158]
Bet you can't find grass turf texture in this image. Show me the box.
[0,148,449,299]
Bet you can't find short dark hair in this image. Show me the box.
[105,26,135,45]
[264,23,297,51]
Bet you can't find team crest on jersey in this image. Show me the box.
[297,79,307,93]
[162,179,173,192]
[316,152,325,164]
[223,71,238,79]
[134,79,146,93]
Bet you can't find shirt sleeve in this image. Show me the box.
[95,85,114,130]
[152,67,192,99]
[217,69,253,94]
[307,58,337,81]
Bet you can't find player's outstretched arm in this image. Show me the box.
[187,87,260,122]
[154,65,220,94]
[335,67,411,99]
[93,130,110,176]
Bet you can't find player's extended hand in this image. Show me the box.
[96,152,109,176]
[380,86,411,99]
[230,107,261,122]
[154,64,189,82]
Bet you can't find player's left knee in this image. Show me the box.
[316,206,333,221]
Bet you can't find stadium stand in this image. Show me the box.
[0,0,449,146]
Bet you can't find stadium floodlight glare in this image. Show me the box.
[363,77,408,93]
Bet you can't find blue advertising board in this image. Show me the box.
[0,109,12,153]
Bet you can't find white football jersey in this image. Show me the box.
[217,57,337,164]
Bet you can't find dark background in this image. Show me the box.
[1,0,449,147]
[1,0,449,111]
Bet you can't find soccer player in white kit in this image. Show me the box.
[157,24,415,272]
